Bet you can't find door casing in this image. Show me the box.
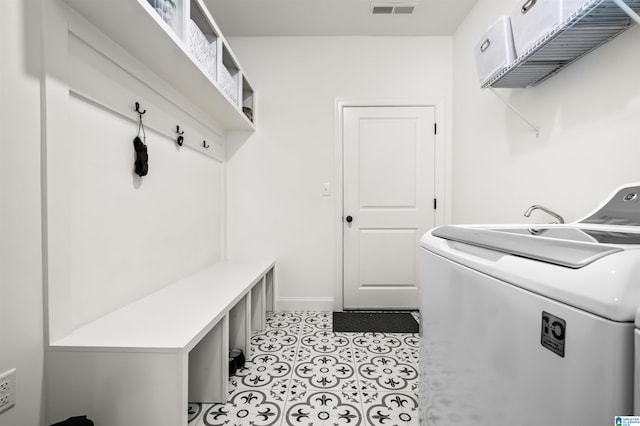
[333,98,450,312]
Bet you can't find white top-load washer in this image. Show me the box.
[419,183,640,426]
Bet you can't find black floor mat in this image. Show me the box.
[332,311,419,333]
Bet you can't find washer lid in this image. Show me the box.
[432,226,623,269]
[422,228,640,322]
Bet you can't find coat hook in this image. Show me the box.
[203,140,210,149]
[176,125,184,147]
[135,102,146,115]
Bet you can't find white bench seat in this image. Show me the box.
[46,258,275,426]
[51,259,274,350]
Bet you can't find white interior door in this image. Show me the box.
[343,106,436,309]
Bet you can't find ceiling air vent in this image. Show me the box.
[371,4,416,15]
[372,5,394,14]
[393,6,415,14]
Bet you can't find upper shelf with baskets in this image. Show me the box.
[63,0,255,131]
[482,0,640,89]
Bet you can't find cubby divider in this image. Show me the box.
[265,268,275,313]
[251,277,266,331]
[228,293,251,362]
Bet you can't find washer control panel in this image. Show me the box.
[581,185,640,226]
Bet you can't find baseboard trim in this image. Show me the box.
[275,297,334,312]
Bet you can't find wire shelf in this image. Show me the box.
[483,0,640,89]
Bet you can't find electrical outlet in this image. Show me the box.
[0,368,16,414]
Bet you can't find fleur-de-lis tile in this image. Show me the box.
[188,311,421,426]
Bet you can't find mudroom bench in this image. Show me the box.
[46,259,275,426]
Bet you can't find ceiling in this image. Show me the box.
[202,0,478,37]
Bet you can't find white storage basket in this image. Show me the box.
[475,16,517,86]
[188,20,217,81]
[220,65,239,105]
[510,0,587,56]
[147,0,177,32]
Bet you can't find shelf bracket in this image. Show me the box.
[488,87,539,137]
[611,0,640,26]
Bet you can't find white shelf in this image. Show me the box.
[63,0,255,131]
[484,0,640,88]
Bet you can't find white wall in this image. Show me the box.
[453,0,640,225]
[225,37,453,310]
[0,0,44,425]
[43,1,227,342]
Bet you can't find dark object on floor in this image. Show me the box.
[50,415,94,426]
[333,311,419,333]
[230,348,245,369]
[229,357,237,376]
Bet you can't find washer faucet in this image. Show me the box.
[524,205,565,224]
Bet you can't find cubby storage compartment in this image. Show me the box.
[228,296,250,374]
[188,0,218,81]
[475,16,517,86]
[189,317,228,403]
[265,268,274,313]
[251,280,266,330]
[146,0,183,36]
[250,268,274,331]
[242,76,255,122]
[187,21,217,80]
[221,44,240,105]
[510,0,587,56]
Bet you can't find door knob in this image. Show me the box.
[345,216,353,223]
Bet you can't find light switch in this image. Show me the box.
[322,182,331,196]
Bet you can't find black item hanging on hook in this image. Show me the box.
[176,125,184,147]
[133,136,148,176]
[134,102,149,176]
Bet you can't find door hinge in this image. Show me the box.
[433,198,437,210]
[434,123,437,134]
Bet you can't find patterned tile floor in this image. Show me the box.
[188,311,420,426]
